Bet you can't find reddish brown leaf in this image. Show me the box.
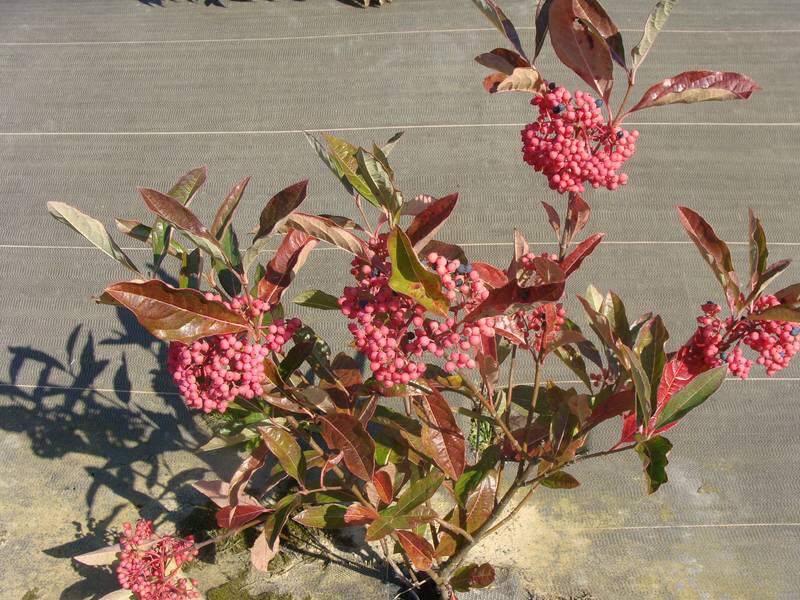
[373,467,395,504]
[285,212,367,257]
[396,530,434,571]
[465,469,497,533]
[465,279,565,322]
[571,0,626,68]
[619,411,639,443]
[139,187,208,237]
[649,356,701,429]
[228,443,270,504]
[548,0,613,99]
[419,240,469,264]
[253,180,309,240]
[563,193,591,246]
[216,504,270,529]
[450,562,496,591]
[320,413,376,482]
[344,503,379,525]
[587,389,634,428]
[474,48,529,74]
[417,390,466,481]
[483,67,545,94]
[102,280,249,344]
[561,232,604,276]
[472,0,528,60]
[210,176,251,238]
[406,193,459,251]
[630,71,761,113]
[250,527,280,572]
[541,201,561,237]
[258,229,319,305]
[471,262,509,289]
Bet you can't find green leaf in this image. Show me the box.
[179,248,203,290]
[453,445,501,507]
[621,345,652,424]
[356,149,401,217]
[602,291,632,347]
[47,202,140,275]
[387,227,449,317]
[323,134,379,206]
[634,315,669,398]
[450,563,496,592]
[293,289,341,310]
[152,166,207,270]
[540,470,580,489]
[278,339,314,380]
[631,0,677,76]
[382,131,404,156]
[366,473,444,541]
[293,504,347,529]
[261,426,306,485]
[654,365,725,430]
[636,435,672,494]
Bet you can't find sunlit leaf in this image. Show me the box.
[471,0,528,60]
[416,390,466,481]
[293,289,341,310]
[388,227,449,317]
[636,435,672,494]
[211,176,251,239]
[630,71,761,113]
[320,413,376,482]
[261,426,306,485]
[405,193,459,251]
[631,0,677,76]
[253,180,309,241]
[654,365,725,430]
[396,530,434,571]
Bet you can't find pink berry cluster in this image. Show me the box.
[681,297,800,379]
[521,85,638,193]
[167,292,301,413]
[116,519,198,600]
[338,235,491,387]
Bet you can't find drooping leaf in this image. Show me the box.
[548,0,613,99]
[571,0,626,69]
[261,426,306,485]
[749,305,800,323]
[388,227,449,317]
[292,289,341,310]
[250,527,280,572]
[285,213,367,258]
[621,345,652,424]
[450,563,496,592]
[471,262,509,289]
[47,202,140,274]
[654,365,725,430]
[630,71,761,113]
[631,0,677,76]
[101,280,249,344]
[211,176,251,239]
[677,206,741,310]
[405,193,459,251]
[293,504,348,529]
[344,504,380,526]
[636,435,672,494]
[471,0,528,60]
[416,391,466,481]
[396,530,434,571]
[253,180,309,241]
[561,232,604,276]
[320,413,376,482]
[257,229,319,306]
[483,67,546,94]
[540,470,580,489]
[534,0,555,61]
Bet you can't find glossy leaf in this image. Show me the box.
[320,413,376,482]
[102,280,249,344]
[396,530,435,571]
[651,356,694,424]
[541,470,580,489]
[549,0,613,99]
[561,232,604,276]
[471,262,509,289]
[253,180,309,241]
[622,345,652,424]
[285,213,367,258]
[417,391,466,481]
[323,133,379,206]
[344,504,380,526]
[465,279,565,322]
[293,504,347,529]
[636,435,672,494]
[453,445,501,507]
[366,474,444,540]
[563,193,591,247]
[388,227,449,317]
[257,229,318,306]
[406,193,459,251]
[465,469,497,532]
[152,166,206,269]
[357,148,402,217]
[634,315,669,397]
[373,467,395,504]
[48,202,140,275]
[654,365,725,430]
[631,0,677,75]
[211,176,250,238]
[750,305,800,323]
[139,187,209,239]
[586,389,634,427]
[261,426,306,485]
[630,71,761,113]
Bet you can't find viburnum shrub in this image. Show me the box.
[53,1,789,599]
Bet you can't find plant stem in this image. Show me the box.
[460,372,524,455]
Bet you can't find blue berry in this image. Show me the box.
[720,352,728,360]
[358,299,368,309]
[553,103,566,114]
[548,81,557,91]
[616,131,624,140]
[595,99,604,107]
[791,327,800,336]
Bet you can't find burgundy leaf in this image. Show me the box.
[630,71,761,113]
[396,530,435,571]
[471,262,509,289]
[540,201,561,237]
[563,193,591,246]
[102,280,249,344]
[253,180,309,240]
[406,193,459,250]
[465,469,497,532]
[139,187,209,237]
[571,0,626,69]
[474,47,529,74]
[619,411,639,443]
[587,389,634,428]
[420,240,469,264]
[258,229,319,305]
[548,0,613,99]
[344,503,379,525]
[373,468,395,504]
[216,504,270,529]
[560,232,604,276]
[210,176,251,238]
[417,391,467,481]
[320,413,376,482]
[228,443,270,504]
[649,356,705,430]
[472,0,528,61]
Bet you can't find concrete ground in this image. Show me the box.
[1,0,799,598]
